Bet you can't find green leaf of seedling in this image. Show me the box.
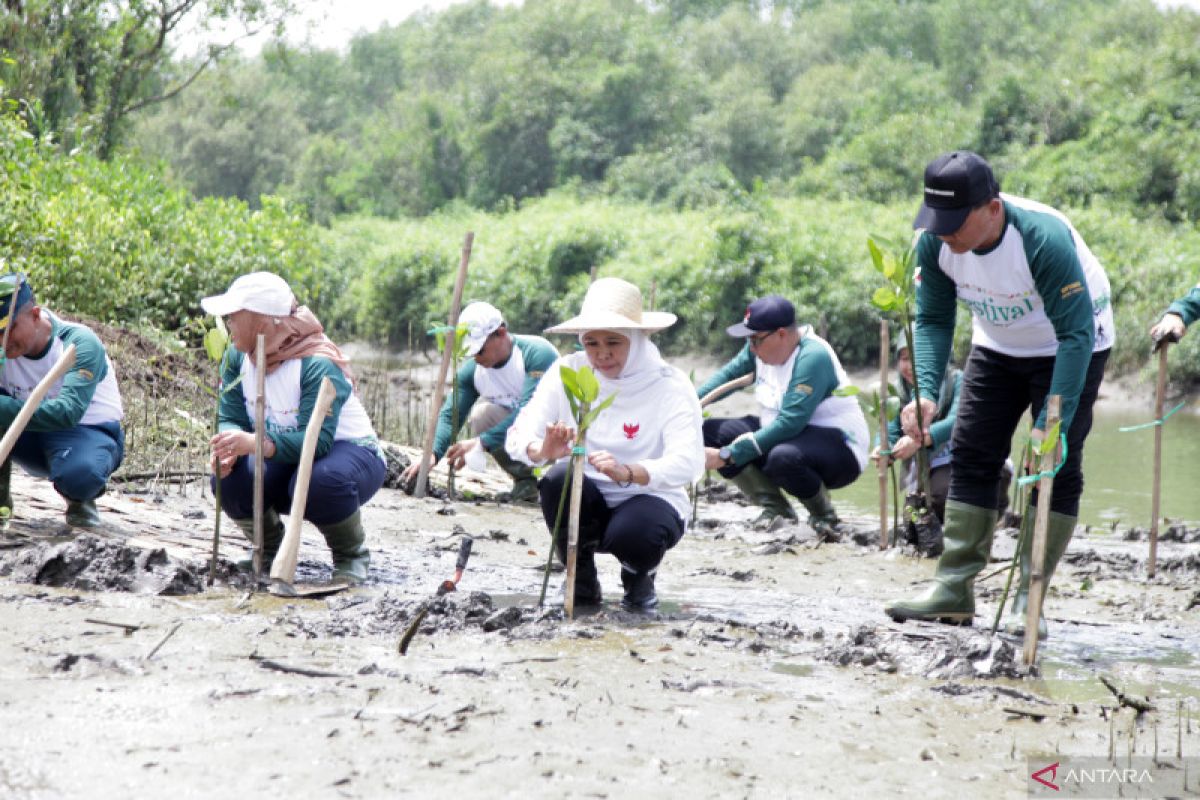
[1079,577,1093,592]
[576,366,600,403]
[203,326,228,363]
[882,252,899,281]
[1039,421,1062,454]
[885,395,902,421]
[580,392,617,432]
[872,286,898,311]
[560,364,581,401]
[833,385,861,397]
[867,237,885,274]
[220,374,244,396]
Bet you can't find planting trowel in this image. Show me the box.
[398,536,474,655]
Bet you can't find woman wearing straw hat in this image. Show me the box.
[505,278,704,612]
[202,272,386,585]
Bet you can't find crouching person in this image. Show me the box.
[0,273,124,528]
[698,296,868,539]
[505,278,704,612]
[203,273,386,585]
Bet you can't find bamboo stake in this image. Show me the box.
[563,447,586,619]
[415,232,473,498]
[0,344,76,465]
[877,321,890,549]
[699,374,754,408]
[252,335,266,582]
[269,377,337,594]
[1023,394,1060,667]
[1149,342,1169,578]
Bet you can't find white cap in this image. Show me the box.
[459,301,505,356]
[200,272,295,317]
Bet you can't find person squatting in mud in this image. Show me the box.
[400,301,558,503]
[0,272,125,529]
[203,272,387,585]
[885,151,1114,639]
[872,330,1013,553]
[505,278,704,612]
[697,295,869,540]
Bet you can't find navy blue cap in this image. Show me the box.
[0,273,33,332]
[913,151,1000,235]
[726,295,796,337]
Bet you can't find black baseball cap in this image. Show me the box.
[726,295,796,337]
[913,151,1000,235]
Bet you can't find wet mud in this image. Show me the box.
[1,467,1199,799]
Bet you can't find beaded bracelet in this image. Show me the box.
[617,465,635,488]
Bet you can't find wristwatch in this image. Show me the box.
[718,446,732,465]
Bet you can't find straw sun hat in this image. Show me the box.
[545,277,676,335]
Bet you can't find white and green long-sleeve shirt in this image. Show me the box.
[915,193,1114,432]
[696,327,869,469]
[0,312,123,430]
[218,350,378,464]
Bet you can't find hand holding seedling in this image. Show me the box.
[900,397,937,443]
[444,437,481,470]
[529,421,575,462]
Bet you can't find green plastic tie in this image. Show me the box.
[1017,434,1068,487]
[1117,401,1186,433]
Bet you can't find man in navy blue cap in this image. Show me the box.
[0,273,125,529]
[697,295,868,538]
[885,151,1114,639]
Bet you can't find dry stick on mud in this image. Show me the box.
[269,377,337,595]
[876,321,890,549]
[415,232,474,499]
[144,622,182,661]
[1023,394,1061,668]
[0,344,77,468]
[1100,674,1154,715]
[252,335,266,582]
[1149,341,1170,578]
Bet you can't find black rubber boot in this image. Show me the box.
[0,457,11,529]
[884,500,998,624]
[798,483,843,543]
[730,465,797,530]
[233,510,285,572]
[556,537,602,606]
[491,447,539,504]
[318,510,371,585]
[620,563,658,613]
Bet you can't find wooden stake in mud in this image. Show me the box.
[563,444,586,620]
[252,335,267,582]
[269,377,337,595]
[1149,341,1170,578]
[414,232,473,499]
[877,321,890,550]
[1023,394,1060,667]
[0,344,77,465]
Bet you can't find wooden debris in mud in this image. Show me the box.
[84,618,142,636]
[1002,707,1047,722]
[1099,674,1154,714]
[144,621,182,660]
[249,654,348,678]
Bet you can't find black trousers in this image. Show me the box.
[537,462,684,574]
[949,345,1109,517]
[703,416,862,499]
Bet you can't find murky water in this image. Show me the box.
[836,407,1200,528]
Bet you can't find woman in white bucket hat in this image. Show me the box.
[505,278,704,612]
[201,272,386,585]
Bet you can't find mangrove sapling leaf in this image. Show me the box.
[579,393,617,431]
[1038,421,1062,455]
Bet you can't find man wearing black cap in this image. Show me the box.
[697,296,868,538]
[0,273,125,529]
[884,151,1113,639]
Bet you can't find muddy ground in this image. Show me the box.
[0,448,1198,800]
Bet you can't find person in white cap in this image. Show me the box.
[505,278,704,612]
[202,272,386,585]
[399,301,559,502]
[0,272,124,529]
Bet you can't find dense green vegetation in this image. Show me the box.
[3,0,1200,383]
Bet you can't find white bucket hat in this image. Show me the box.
[458,301,505,356]
[545,277,676,334]
[201,272,295,317]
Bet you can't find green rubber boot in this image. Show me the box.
[884,500,998,624]
[233,510,285,572]
[64,498,102,528]
[799,484,842,543]
[731,466,798,529]
[491,447,538,504]
[1003,509,1076,640]
[318,510,371,585]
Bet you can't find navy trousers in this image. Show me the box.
[703,416,861,499]
[11,420,125,502]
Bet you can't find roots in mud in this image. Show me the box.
[0,534,207,595]
[900,492,943,557]
[822,624,1025,680]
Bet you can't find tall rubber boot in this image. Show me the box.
[0,457,12,530]
[1003,509,1076,640]
[233,510,285,572]
[491,447,538,504]
[798,483,842,543]
[730,465,797,529]
[620,562,658,613]
[884,500,998,624]
[317,510,371,585]
[64,498,102,528]
[556,533,602,606]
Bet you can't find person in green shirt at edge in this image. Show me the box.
[1148,284,1200,346]
[884,151,1114,639]
[0,272,125,530]
[697,296,869,541]
[400,301,559,503]
[204,272,386,585]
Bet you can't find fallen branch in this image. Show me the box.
[84,618,142,636]
[249,655,347,679]
[1099,675,1154,714]
[144,622,182,661]
[1002,707,1047,721]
